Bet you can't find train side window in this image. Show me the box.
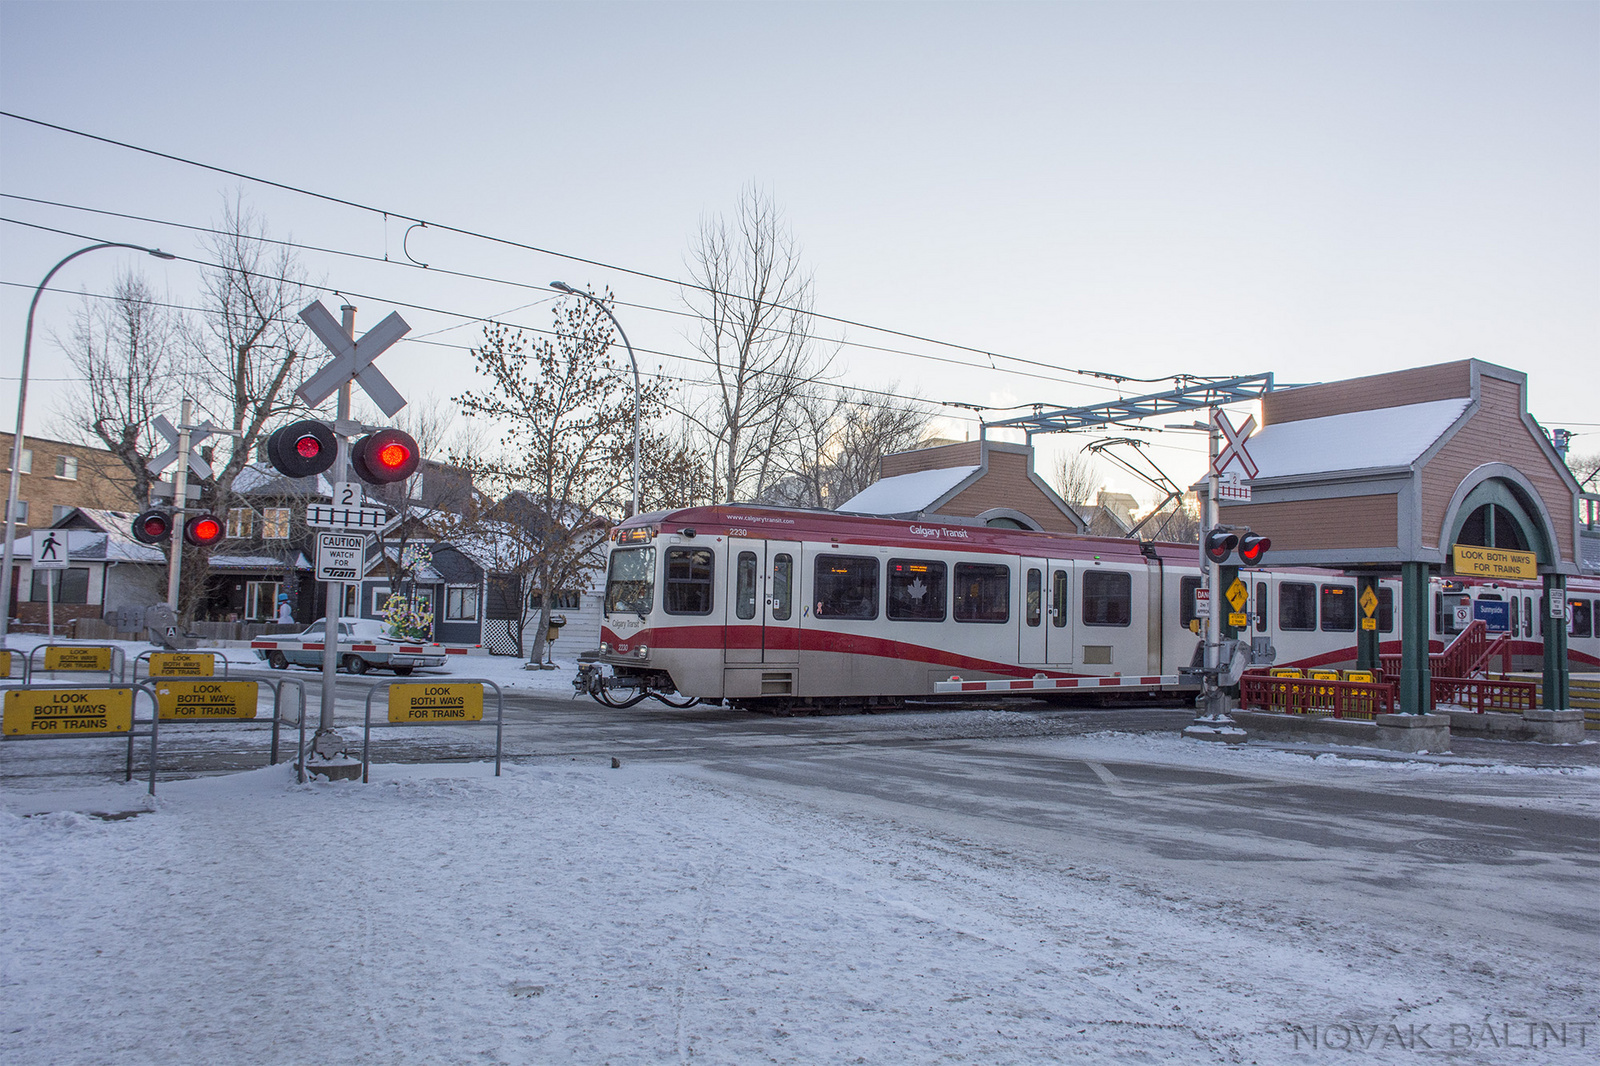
[1082,570,1131,627]
[1026,569,1042,627]
[1510,595,1518,636]
[735,551,758,620]
[1378,587,1394,632]
[1574,599,1593,639]
[1320,584,1355,632]
[815,554,878,620]
[1524,595,1533,638]
[1051,570,1069,628]
[954,562,1009,623]
[1280,582,1316,631]
[771,554,793,621]
[1538,596,1544,637]
[664,547,715,615]
[1179,576,1202,627]
[1255,581,1269,632]
[887,559,946,622]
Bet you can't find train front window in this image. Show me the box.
[815,554,878,620]
[954,563,1009,623]
[888,559,946,622]
[605,546,656,616]
[665,547,715,615]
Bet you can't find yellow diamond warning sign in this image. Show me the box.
[4,687,134,735]
[389,683,484,723]
[154,680,258,720]
[1359,586,1380,618]
[1226,578,1249,613]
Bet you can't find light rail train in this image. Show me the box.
[583,506,1600,711]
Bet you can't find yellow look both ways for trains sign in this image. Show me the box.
[4,688,134,735]
[154,680,258,720]
[388,683,484,723]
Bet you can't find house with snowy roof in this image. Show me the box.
[8,509,166,630]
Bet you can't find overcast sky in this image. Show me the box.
[2,1,1595,502]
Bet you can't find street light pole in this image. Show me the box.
[2,242,175,646]
[550,282,641,517]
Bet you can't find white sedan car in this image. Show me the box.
[257,619,447,676]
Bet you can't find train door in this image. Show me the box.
[1020,558,1076,666]
[724,538,802,665]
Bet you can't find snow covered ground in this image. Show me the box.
[3,636,1597,1064]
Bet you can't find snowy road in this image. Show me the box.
[3,649,1597,1063]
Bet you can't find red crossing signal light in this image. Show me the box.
[131,509,173,544]
[1202,528,1238,566]
[352,428,419,485]
[266,420,338,479]
[1237,531,1271,566]
[184,513,224,547]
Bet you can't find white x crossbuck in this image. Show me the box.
[1211,410,1259,479]
[295,301,411,417]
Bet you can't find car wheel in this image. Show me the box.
[268,651,289,670]
[342,655,368,675]
[392,666,414,676]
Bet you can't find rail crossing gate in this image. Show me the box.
[23,644,127,685]
[148,675,308,775]
[361,679,504,782]
[2,683,160,794]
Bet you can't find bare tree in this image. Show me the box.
[1567,450,1599,490]
[763,387,933,509]
[1053,448,1106,505]
[683,185,837,503]
[56,271,190,504]
[455,294,672,662]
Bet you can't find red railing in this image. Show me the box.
[1239,672,1397,720]
[1379,619,1510,678]
[1431,676,1537,713]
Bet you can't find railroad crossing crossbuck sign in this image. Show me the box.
[1211,411,1259,480]
[296,301,411,417]
[146,413,215,480]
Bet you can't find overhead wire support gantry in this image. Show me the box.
[979,373,1276,442]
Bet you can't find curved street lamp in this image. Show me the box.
[1,242,177,645]
[550,281,641,518]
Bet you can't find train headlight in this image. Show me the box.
[635,645,650,659]
[599,642,612,655]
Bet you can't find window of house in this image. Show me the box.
[52,504,73,524]
[261,508,291,540]
[664,547,715,615]
[246,581,281,621]
[7,447,31,474]
[1081,570,1131,627]
[887,559,946,622]
[1280,582,1316,631]
[771,554,793,620]
[31,567,90,604]
[227,508,254,539]
[530,590,582,610]
[1180,576,1203,627]
[344,585,361,616]
[55,455,77,480]
[1320,584,1355,632]
[1026,568,1042,627]
[446,585,480,621]
[6,500,28,523]
[735,552,758,620]
[814,554,877,620]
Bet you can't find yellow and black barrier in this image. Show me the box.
[134,650,230,681]
[24,644,126,685]
[361,679,504,783]
[2,683,160,794]
[148,677,307,773]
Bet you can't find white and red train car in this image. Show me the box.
[586,505,1600,710]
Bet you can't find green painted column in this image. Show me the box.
[1399,562,1431,715]
[1356,575,1380,671]
[1542,573,1569,710]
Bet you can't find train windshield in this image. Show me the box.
[605,546,656,615]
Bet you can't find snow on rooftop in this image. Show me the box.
[1248,398,1473,479]
[837,464,980,515]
